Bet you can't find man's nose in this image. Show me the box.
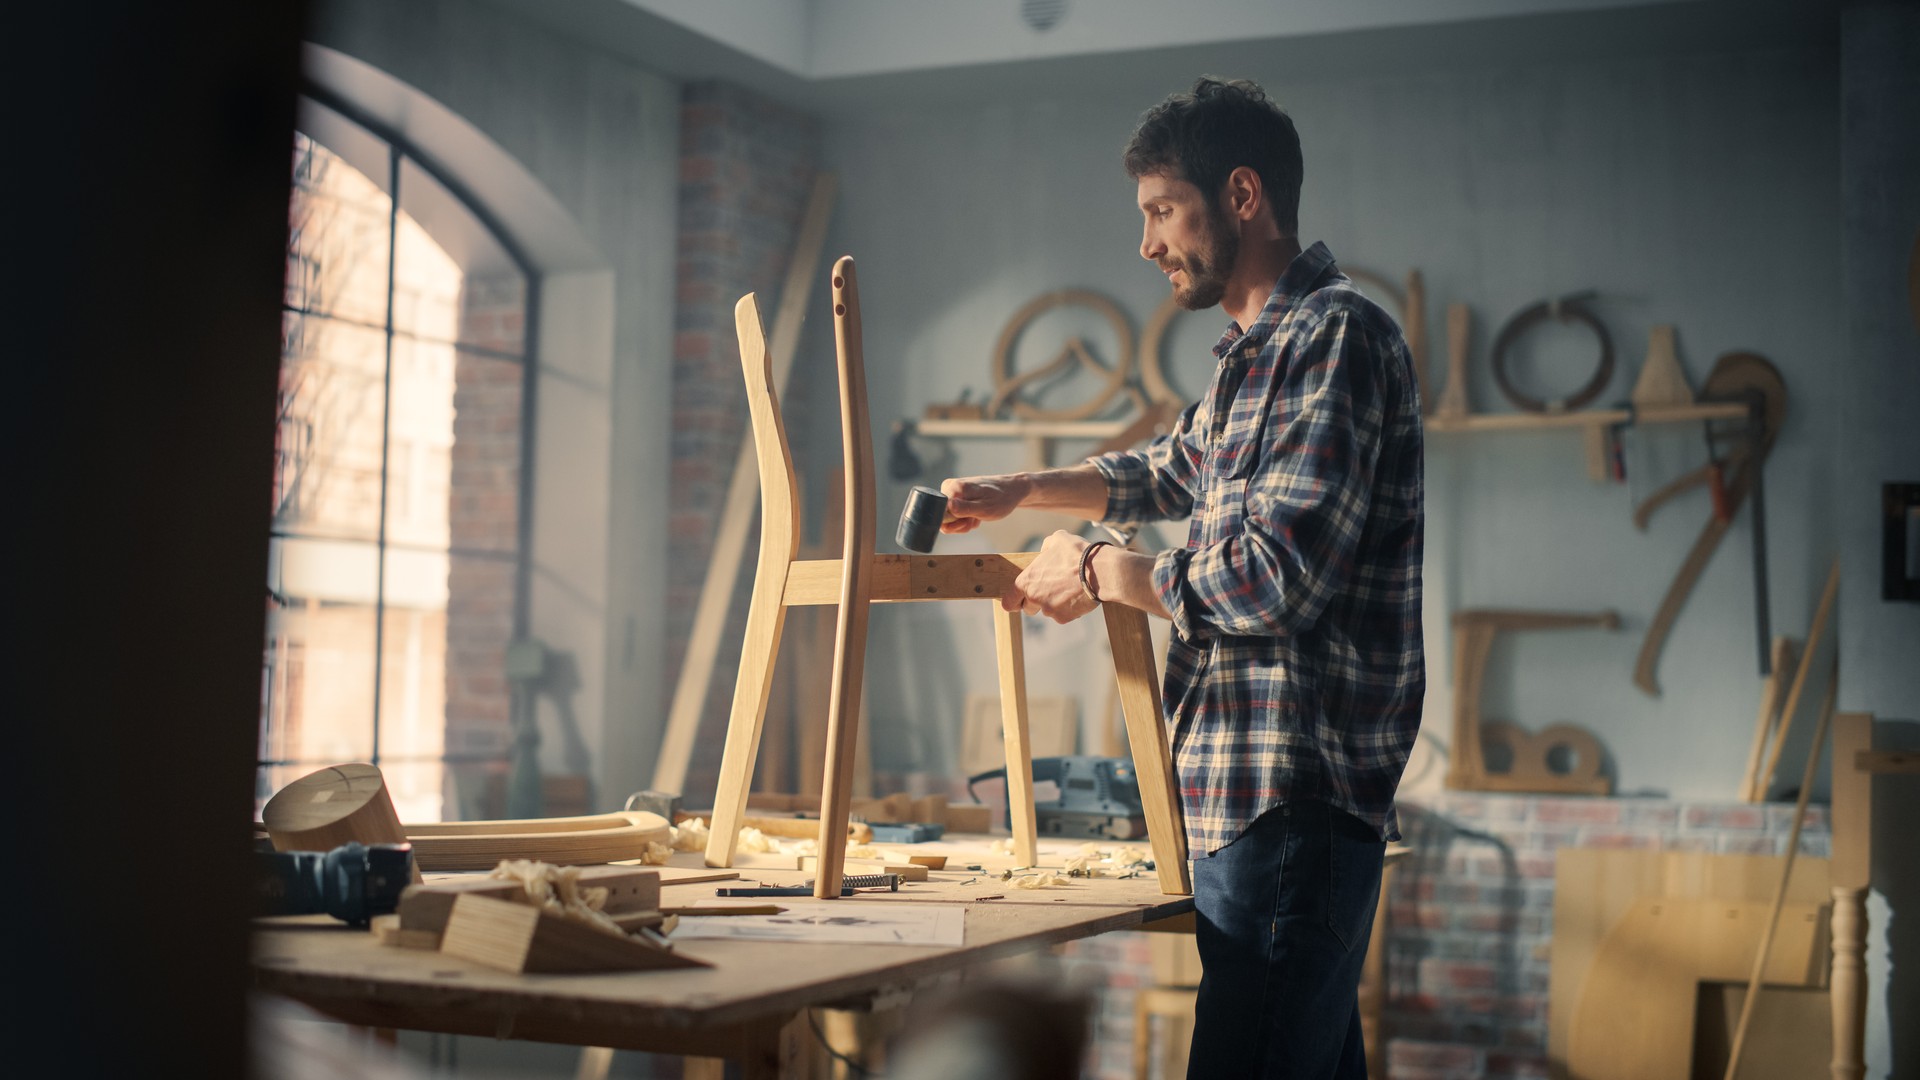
[1140,225,1164,263]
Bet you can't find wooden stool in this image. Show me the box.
[702,257,1190,899]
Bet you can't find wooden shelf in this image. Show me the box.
[916,418,1131,439]
[1424,402,1748,433]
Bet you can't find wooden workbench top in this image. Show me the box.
[251,843,1193,1051]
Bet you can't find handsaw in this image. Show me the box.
[1632,353,1786,696]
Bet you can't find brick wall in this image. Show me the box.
[1055,792,1831,1080]
[667,82,821,798]
[445,273,525,779]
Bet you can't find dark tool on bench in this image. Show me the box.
[253,841,414,927]
[716,873,903,898]
[968,756,1148,840]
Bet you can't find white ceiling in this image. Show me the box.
[484,0,1838,116]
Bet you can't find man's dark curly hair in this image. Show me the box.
[1123,76,1303,237]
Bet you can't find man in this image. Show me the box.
[941,77,1424,1078]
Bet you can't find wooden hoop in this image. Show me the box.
[1490,295,1614,413]
[987,289,1135,420]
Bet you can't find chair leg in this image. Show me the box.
[993,607,1038,867]
[703,595,789,868]
[1104,603,1190,895]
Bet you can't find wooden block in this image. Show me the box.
[797,856,927,881]
[371,914,440,950]
[911,795,949,828]
[947,805,994,834]
[439,894,707,974]
[398,867,660,933]
[1630,324,1694,411]
[908,855,947,870]
[1149,933,1205,987]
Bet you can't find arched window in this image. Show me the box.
[263,95,535,823]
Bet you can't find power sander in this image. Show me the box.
[967,756,1149,840]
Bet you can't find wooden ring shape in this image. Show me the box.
[987,289,1135,420]
[1478,721,1607,792]
[1490,295,1614,413]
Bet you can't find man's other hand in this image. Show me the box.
[1003,530,1099,624]
[940,473,1031,533]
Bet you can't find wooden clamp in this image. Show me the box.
[1447,609,1619,794]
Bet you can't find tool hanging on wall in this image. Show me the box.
[1632,352,1787,696]
[1489,291,1614,414]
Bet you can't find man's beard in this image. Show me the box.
[1171,204,1239,311]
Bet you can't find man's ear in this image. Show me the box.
[1223,166,1264,223]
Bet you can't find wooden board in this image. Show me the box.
[1548,849,1831,1080]
[1567,895,1828,1079]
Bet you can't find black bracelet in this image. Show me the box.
[1078,541,1112,604]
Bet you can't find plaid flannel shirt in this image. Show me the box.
[1090,242,1424,854]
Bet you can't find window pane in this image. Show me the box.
[288,132,391,326]
[394,155,526,356]
[275,314,389,541]
[261,536,378,773]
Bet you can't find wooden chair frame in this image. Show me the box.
[703,257,1190,899]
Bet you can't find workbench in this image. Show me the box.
[251,839,1194,1078]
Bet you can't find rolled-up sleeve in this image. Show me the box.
[1088,399,1204,527]
[1156,309,1389,641]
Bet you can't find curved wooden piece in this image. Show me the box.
[1633,464,1749,697]
[986,289,1135,421]
[402,812,672,872]
[706,294,801,869]
[813,256,877,899]
[1479,721,1607,792]
[1448,610,1618,792]
[1633,449,1751,532]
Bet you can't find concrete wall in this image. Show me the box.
[811,46,1844,801]
[307,0,681,814]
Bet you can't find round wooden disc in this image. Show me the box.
[1701,352,1787,452]
[261,762,408,852]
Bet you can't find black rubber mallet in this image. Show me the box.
[895,484,948,553]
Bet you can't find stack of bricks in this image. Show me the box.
[444,273,526,769]
[668,82,820,799]
[1053,791,1830,1080]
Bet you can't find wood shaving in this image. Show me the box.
[669,817,709,852]
[486,860,627,936]
[736,827,773,853]
[1010,872,1071,889]
[989,838,1018,856]
[638,841,673,865]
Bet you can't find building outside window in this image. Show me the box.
[262,98,533,823]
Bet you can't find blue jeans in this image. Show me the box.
[1187,800,1384,1079]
